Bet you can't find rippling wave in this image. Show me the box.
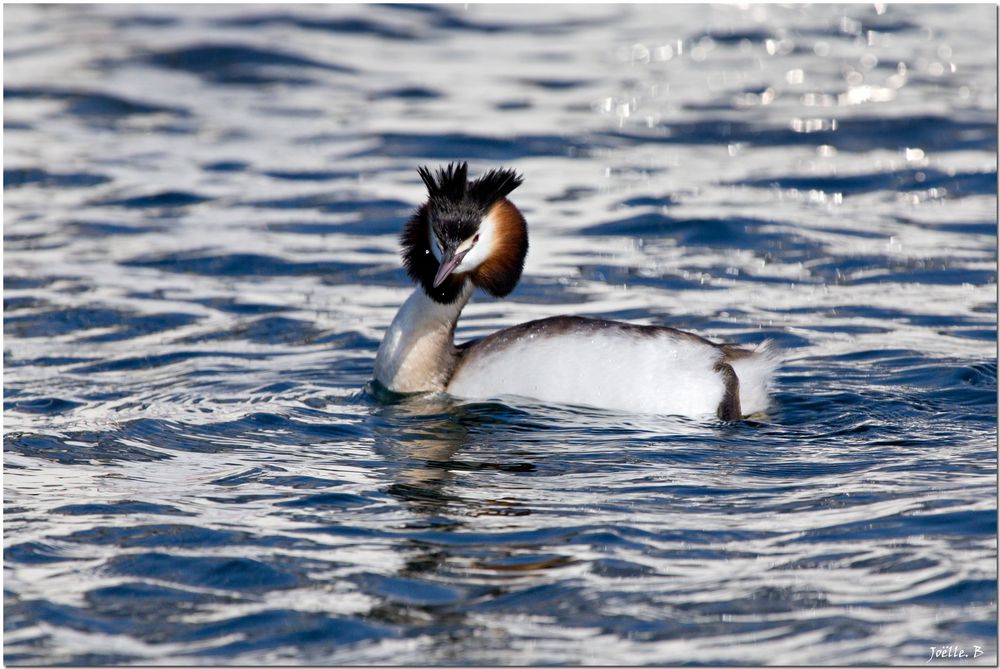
[4,4,996,665]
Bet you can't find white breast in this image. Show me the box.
[374,284,472,393]
[448,330,750,416]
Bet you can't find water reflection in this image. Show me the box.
[363,395,547,649]
[371,392,541,522]
[374,397,473,516]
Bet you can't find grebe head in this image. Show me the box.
[401,162,528,304]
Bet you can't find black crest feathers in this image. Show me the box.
[468,167,524,210]
[415,162,523,212]
[417,162,468,204]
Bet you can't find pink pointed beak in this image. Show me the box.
[433,246,468,287]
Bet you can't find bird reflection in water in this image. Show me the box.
[368,388,535,521]
[362,391,565,640]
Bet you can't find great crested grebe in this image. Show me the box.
[373,162,779,419]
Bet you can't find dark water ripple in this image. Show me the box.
[734,168,998,198]
[142,43,357,85]
[4,86,190,120]
[352,131,594,161]
[610,115,997,153]
[4,3,996,666]
[97,191,211,208]
[120,252,369,279]
[4,168,112,190]
[214,13,421,41]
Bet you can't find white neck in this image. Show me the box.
[374,281,474,393]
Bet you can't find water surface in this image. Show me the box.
[4,4,997,665]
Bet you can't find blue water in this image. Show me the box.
[4,4,997,665]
